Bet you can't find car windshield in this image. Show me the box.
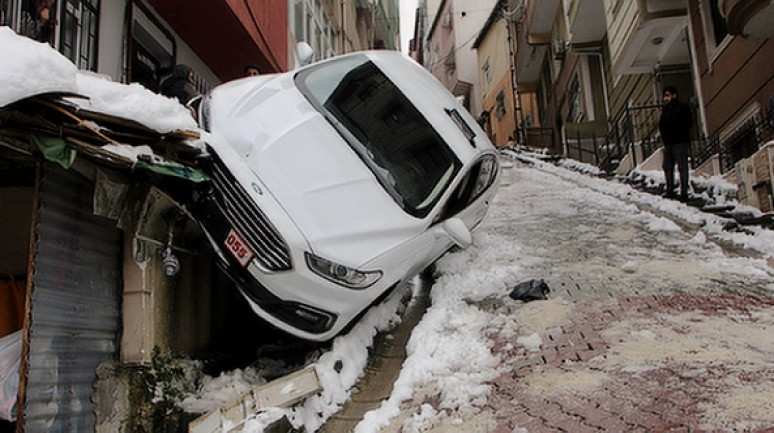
[295,55,461,218]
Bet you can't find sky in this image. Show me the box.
[400,0,419,53]
[4,26,774,431]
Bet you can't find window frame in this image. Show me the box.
[59,0,100,71]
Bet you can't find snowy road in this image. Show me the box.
[194,154,774,432]
[344,154,774,433]
[490,155,774,302]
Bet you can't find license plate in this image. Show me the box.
[224,228,254,268]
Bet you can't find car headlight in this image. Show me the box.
[305,252,382,289]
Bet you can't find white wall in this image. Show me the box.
[452,0,496,116]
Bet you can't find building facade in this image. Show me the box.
[422,0,496,116]
[0,0,402,430]
[473,0,517,148]
[503,0,774,210]
[1,0,398,92]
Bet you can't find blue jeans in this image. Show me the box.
[662,143,690,197]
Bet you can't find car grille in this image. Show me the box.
[209,154,292,271]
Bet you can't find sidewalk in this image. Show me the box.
[479,156,774,432]
[322,155,774,432]
[485,294,774,432]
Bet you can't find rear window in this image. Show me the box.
[295,55,461,218]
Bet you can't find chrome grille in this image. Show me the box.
[209,154,292,271]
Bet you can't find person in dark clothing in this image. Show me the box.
[159,64,197,105]
[243,64,261,77]
[658,85,693,201]
[22,0,55,43]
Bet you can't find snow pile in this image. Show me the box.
[354,232,523,432]
[0,26,77,106]
[68,72,198,133]
[0,26,197,133]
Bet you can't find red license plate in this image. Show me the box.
[224,228,255,268]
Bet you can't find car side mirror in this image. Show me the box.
[295,42,314,68]
[443,218,472,248]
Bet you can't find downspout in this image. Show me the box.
[122,0,132,84]
[505,2,525,145]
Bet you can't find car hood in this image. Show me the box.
[204,75,425,267]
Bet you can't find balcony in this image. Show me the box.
[612,0,690,75]
[720,0,774,38]
[566,0,606,47]
[522,0,560,44]
[514,15,547,88]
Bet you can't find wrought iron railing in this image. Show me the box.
[563,103,709,173]
[711,113,774,172]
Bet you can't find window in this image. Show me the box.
[1,0,18,28]
[296,56,462,218]
[482,58,491,87]
[708,0,728,46]
[439,155,498,220]
[289,0,336,62]
[3,0,98,69]
[6,0,57,44]
[700,0,730,59]
[567,73,581,123]
[495,90,506,119]
[60,0,99,70]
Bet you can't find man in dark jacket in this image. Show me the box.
[658,85,693,201]
[160,64,197,105]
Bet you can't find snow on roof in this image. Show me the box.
[0,26,198,134]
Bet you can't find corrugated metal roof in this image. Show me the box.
[23,165,122,432]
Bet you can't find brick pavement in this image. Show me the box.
[320,158,774,432]
[483,294,774,432]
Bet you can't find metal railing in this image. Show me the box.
[563,103,708,173]
[536,99,774,176]
[709,113,774,172]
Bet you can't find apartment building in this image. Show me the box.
[510,0,774,210]
[419,0,496,116]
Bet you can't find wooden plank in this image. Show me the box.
[189,365,321,433]
[188,410,220,433]
[254,365,322,409]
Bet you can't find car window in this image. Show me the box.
[438,155,498,221]
[296,56,462,218]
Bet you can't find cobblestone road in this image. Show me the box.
[477,158,774,432]
[326,157,774,433]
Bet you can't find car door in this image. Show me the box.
[423,154,499,261]
[438,154,499,227]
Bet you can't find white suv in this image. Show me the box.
[194,51,499,341]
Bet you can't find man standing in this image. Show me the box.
[658,85,693,201]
